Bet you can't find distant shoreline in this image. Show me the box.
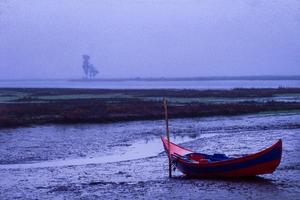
[70,75,300,82]
[1,75,300,82]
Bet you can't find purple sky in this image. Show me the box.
[0,0,299,79]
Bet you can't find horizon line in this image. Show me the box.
[1,75,300,81]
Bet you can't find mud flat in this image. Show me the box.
[0,112,299,199]
[0,88,300,128]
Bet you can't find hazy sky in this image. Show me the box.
[0,0,299,79]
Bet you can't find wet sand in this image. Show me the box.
[0,112,299,199]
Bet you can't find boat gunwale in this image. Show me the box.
[161,136,282,167]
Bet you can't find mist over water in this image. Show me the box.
[0,79,299,89]
[1,2,300,199]
[0,0,299,80]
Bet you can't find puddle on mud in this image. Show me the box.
[1,112,299,169]
[0,134,217,169]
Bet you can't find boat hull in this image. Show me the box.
[161,137,282,178]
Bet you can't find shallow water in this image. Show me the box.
[0,135,204,169]
[0,111,299,199]
[0,79,300,89]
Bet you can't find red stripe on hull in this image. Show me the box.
[161,136,282,178]
[186,159,281,178]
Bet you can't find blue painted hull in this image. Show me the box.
[161,137,282,177]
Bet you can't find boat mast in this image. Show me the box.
[163,98,172,178]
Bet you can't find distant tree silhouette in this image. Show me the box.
[82,55,98,79]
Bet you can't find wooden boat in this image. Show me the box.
[161,136,282,178]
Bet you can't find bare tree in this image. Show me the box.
[82,54,99,79]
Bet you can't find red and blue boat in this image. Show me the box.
[161,136,282,178]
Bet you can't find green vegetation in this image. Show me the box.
[0,88,300,128]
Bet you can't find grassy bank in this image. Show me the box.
[0,88,300,128]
